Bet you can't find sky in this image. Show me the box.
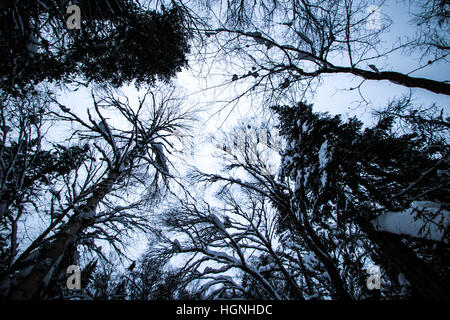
[48,0,449,264]
[56,0,449,145]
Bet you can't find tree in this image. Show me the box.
[155,99,448,300]
[0,0,191,95]
[154,120,356,299]
[0,91,92,276]
[79,251,198,300]
[274,101,449,299]
[2,86,193,299]
[0,0,193,299]
[154,192,298,300]
[194,120,356,299]
[407,0,449,60]
[188,0,449,116]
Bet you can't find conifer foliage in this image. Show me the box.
[0,0,190,95]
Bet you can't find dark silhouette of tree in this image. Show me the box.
[2,87,193,299]
[154,100,448,300]
[191,0,449,112]
[273,101,449,299]
[0,92,91,277]
[80,252,197,300]
[0,0,190,95]
[408,0,449,59]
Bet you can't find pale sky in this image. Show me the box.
[49,0,449,264]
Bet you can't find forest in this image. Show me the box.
[0,0,448,300]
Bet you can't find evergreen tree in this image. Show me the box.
[273,102,449,299]
[0,0,190,95]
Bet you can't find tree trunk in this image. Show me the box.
[9,215,84,299]
[301,218,352,300]
[8,170,120,299]
[275,198,352,299]
[358,218,450,299]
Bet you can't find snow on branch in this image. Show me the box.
[371,201,450,243]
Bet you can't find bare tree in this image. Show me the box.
[407,0,449,59]
[3,85,193,299]
[153,119,372,300]
[155,190,302,299]
[0,92,53,271]
[185,0,449,114]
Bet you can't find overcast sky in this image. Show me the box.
[50,0,449,263]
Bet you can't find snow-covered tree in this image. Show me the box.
[155,99,448,300]
[1,86,192,299]
[0,91,92,277]
[274,101,449,299]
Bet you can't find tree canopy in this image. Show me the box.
[0,0,448,301]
